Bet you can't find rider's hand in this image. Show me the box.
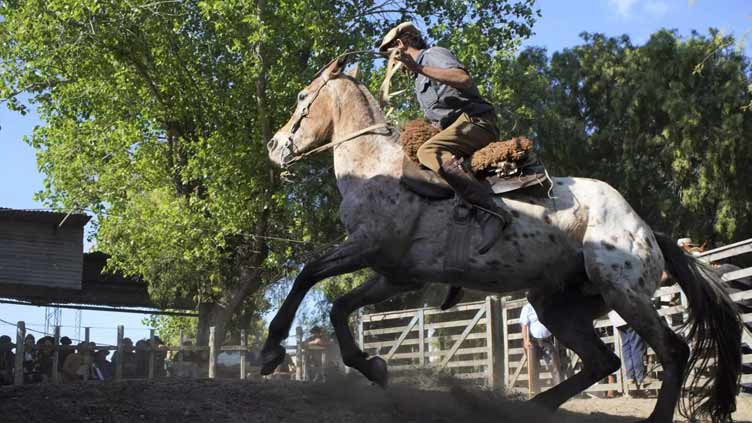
[395,49,422,74]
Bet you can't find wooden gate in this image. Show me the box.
[358,297,503,387]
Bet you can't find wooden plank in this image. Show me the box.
[296,327,303,381]
[696,239,752,262]
[240,329,247,380]
[51,326,60,384]
[385,346,490,360]
[362,331,488,349]
[418,309,425,366]
[361,301,486,322]
[115,325,124,380]
[441,307,486,368]
[208,327,216,379]
[83,328,91,381]
[723,267,752,282]
[508,355,527,388]
[384,313,419,361]
[364,318,486,336]
[148,329,155,379]
[14,321,24,385]
[730,290,752,302]
[501,296,510,389]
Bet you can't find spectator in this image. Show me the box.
[22,334,39,383]
[0,335,14,385]
[135,339,149,378]
[520,303,561,393]
[304,326,332,382]
[112,337,136,378]
[36,336,55,382]
[609,311,655,391]
[62,342,90,382]
[92,350,114,381]
[151,336,167,377]
[59,337,73,372]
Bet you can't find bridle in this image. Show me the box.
[275,51,395,168]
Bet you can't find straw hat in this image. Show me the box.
[378,22,421,52]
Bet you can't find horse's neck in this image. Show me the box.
[330,80,403,197]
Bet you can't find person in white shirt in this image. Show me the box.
[520,303,561,388]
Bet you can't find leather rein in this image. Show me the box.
[280,50,395,168]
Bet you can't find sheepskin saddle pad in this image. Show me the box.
[399,119,549,200]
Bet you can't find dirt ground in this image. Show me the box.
[2,377,751,423]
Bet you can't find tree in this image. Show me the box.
[502,30,752,245]
[0,0,539,343]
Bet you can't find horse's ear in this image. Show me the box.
[324,55,349,78]
[346,63,359,78]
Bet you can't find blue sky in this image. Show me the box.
[1,0,749,345]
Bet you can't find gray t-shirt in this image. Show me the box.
[414,47,494,128]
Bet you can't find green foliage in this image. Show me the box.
[501,30,752,245]
[142,315,197,346]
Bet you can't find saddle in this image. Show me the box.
[399,119,550,200]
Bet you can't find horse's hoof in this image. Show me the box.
[260,344,286,376]
[367,356,388,388]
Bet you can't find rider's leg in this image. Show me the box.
[416,112,511,254]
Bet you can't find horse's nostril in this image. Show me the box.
[267,137,278,152]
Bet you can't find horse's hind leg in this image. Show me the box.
[528,288,620,411]
[260,241,375,375]
[330,275,421,387]
[599,285,689,423]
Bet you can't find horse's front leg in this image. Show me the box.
[260,241,375,375]
[330,275,421,387]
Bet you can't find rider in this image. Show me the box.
[379,22,512,254]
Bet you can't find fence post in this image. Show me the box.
[51,326,61,384]
[500,297,510,389]
[240,329,247,380]
[148,329,155,379]
[485,296,503,390]
[115,325,124,380]
[208,326,216,379]
[83,328,91,381]
[14,321,25,385]
[296,326,303,381]
[418,308,425,366]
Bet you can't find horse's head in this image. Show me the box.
[267,56,353,167]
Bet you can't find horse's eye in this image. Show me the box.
[297,91,308,102]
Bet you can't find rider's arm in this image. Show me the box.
[416,65,472,90]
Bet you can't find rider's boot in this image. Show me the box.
[439,156,512,254]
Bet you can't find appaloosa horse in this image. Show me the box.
[261,56,741,423]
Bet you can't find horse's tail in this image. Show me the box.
[655,232,741,422]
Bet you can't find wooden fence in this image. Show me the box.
[358,296,503,388]
[7,324,319,385]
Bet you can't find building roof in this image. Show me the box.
[0,207,91,227]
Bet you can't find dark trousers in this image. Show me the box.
[618,326,646,383]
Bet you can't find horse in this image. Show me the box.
[261,56,741,423]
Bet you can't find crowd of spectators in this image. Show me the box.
[0,332,172,385]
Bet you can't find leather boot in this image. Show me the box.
[439,157,512,254]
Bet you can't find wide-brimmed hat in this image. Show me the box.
[378,22,421,52]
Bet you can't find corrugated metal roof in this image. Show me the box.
[0,207,91,227]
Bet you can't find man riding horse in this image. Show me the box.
[380,22,512,254]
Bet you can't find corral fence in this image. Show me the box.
[8,324,322,385]
[359,238,752,395]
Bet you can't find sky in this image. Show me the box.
[0,0,750,346]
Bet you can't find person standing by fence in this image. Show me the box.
[520,303,561,394]
[609,310,655,392]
